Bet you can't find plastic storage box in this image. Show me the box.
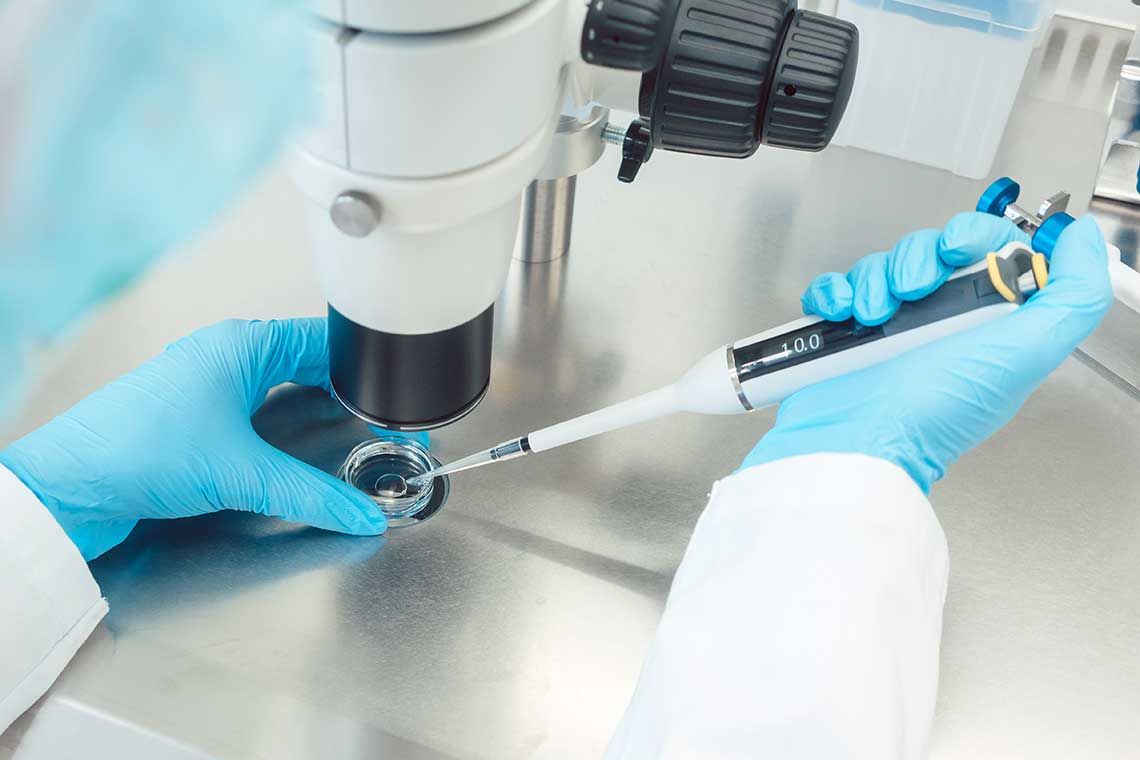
[831,0,1053,178]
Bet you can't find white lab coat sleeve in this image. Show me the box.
[0,466,107,734]
[606,453,949,760]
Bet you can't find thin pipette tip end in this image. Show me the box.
[406,446,505,486]
[406,471,434,487]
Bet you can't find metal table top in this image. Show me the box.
[3,14,1138,760]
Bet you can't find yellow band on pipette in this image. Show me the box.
[1031,252,1049,290]
[986,252,1018,303]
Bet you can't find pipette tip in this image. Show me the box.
[408,437,531,486]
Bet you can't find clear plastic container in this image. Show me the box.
[338,437,447,527]
[831,0,1053,178]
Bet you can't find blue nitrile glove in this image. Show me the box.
[742,213,1113,492]
[0,318,388,560]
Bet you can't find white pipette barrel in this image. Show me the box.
[529,243,1140,456]
[527,385,681,452]
[414,241,1140,485]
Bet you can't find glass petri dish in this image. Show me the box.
[338,437,444,526]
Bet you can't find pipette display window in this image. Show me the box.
[733,263,1028,384]
[735,319,885,383]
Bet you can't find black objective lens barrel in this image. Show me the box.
[327,305,494,431]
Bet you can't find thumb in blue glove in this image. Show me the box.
[0,318,387,560]
[743,213,1113,492]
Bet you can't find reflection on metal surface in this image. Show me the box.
[1095,26,1140,204]
[1030,15,1130,109]
[494,253,609,403]
[1091,195,1140,266]
[517,176,577,262]
[517,105,608,263]
[1075,346,1140,403]
[536,107,608,180]
[254,384,385,474]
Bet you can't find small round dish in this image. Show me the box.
[337,437,448,528]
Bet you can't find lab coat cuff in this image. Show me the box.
[712,451,949,601]
[0,466,107,735]
[605,451,949,759]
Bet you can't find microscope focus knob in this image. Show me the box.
[580,0,673,72]
[759,10,859,151]
[640,0,858,158]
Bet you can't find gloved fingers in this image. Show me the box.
[886,228,955,301]
[888,216,1112,413]
[848,251,900,326]
[222,440,388,535]
[1032,215,1114,314]
[741,216,1108,497]
[938,212,1031,267]
[804,215,1032,324]
[229,317,332,408]
[1035,214,1112,300]
[801,272,853,320]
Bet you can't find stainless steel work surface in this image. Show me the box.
[4,15,1139,760]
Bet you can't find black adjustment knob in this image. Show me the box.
[617,119,654,182]
[760,10,859,151]
[580,0,673,72]
[641,0,795,158]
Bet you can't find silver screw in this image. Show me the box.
[601,122,627,146]
[329,191,381,238]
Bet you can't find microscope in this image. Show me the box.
[289,0,858,432]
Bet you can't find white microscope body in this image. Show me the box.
[288,0,857,431]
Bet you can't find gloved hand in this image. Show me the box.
[742,213,1113,492]
[0,318,388,560]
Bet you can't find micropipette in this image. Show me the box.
[410,178,1140,486]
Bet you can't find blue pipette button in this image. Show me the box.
[1032,211,1076,257]
[977,177,1021,217]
